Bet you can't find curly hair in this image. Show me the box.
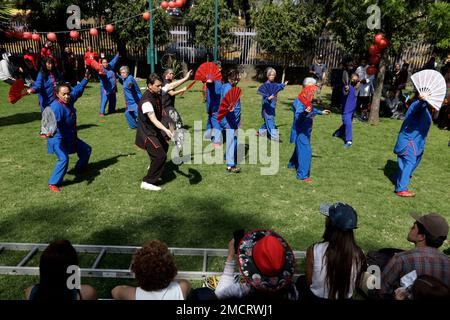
[132,240,178,292]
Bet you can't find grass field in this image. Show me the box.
[0,79,449,299]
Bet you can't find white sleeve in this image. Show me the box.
[215,260,249,299]
[161,83,171,93]
[142,101,154,114]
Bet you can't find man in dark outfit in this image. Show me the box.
[135,73,174,191]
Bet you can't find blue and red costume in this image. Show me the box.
[393,99,432,193]
[219,82,241,168]
[258,81,286,140]
[205,80,222,140]
[288,89,325,180]
[333,84,358,143]
[30,70,64,112]
[118,74,142,129]
[47,79,91,187]
[99,54,119,115]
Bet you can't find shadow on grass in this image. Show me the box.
[64,153,135,186]
[383,159,398,186]
[0,112,41,127]
[81,197,264,248]
[160,160,202,186]
[77,124,98,131]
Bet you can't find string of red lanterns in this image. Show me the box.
[4,2,189,42]
[367,33,390,76]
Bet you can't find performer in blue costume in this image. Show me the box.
[288,78,331,182]
[27,57,64,113]
[98,53,120,116]
[219,69,242,173]
[118,65,142,129]
[46,72,91,192]
[332,73,360,148]
[205,61,223,141]
[257,67,287,141]
[393,95,433,197]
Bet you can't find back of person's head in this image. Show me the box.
[319,203,366,299]
[163,68,174,78]
[237,229,296,300]
[131,240,177,292]
[227,69,240,82]
[33,239,79,301]
[411,213,448,248]
[412,275,450,300]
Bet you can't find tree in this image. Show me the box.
[329,0,450,125]
[252,0,326,82]
[108,0,170,50]
[186,0,235,52]
[0,1,13,31]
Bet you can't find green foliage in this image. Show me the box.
[252,0,325,61]
[108,0,170,49]
[427,2,450,51]
[0,1,13,30]
[186,0,235,49]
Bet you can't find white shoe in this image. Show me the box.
[140,181,161,191]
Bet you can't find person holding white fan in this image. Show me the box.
[393,70,447,197]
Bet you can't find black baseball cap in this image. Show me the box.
[320,202,358,231]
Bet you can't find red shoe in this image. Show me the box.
[99,113,105,117]
[302,177,313,183]
[39,133,48,138]
[396,190,415,197]
[48,184,61,193]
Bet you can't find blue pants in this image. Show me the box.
[395,152,423,192]
[211,114,226,144]
[124,110,137,129]
[48,139,91,186]
[334,112,353,142]
[288,135,311,180]
[225,128,238,167]
[259,111,279,140]
[100,92,116,114]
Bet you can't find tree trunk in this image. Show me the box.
[369,58,386,125]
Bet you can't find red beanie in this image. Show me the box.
[252,235,286,277]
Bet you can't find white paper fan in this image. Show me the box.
[41,107,57,136]
[410,70,446,111]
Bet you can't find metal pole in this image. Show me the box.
[149,0,155,73]
[214,0,218,61]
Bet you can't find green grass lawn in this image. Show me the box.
[0,79,449,299]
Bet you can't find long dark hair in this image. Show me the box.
[322,219,366,299]
[33,239,79,301]
[40,57,58,81]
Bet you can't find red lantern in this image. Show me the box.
[175,0,183,7]
[106,24,114,33]
[368,44,380,56]
[5,31,13,38]
[143,11,150,21]
[378,38,389,50]
[168,1,176,9]
[367,65,377,76]
[70,30,79,39]
[374,33,384,46]
[23,32,32,40]
[47,32,57,42]
[89,28,98,36]
[32,33,41,42]
[369,55,380,65]
[161,1,169,10]
[14,31,23,39]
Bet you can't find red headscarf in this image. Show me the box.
[297,85,318,109]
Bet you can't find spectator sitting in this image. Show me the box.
[214,229,298,301]
[385,90,406,120]
[24,239,97,300]
[296,203,366,300]
[394,275,450,300]
[111,240,191,300]
[0,49,22,85]
[380,213,449,299]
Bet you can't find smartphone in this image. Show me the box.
[233,229,245,254]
